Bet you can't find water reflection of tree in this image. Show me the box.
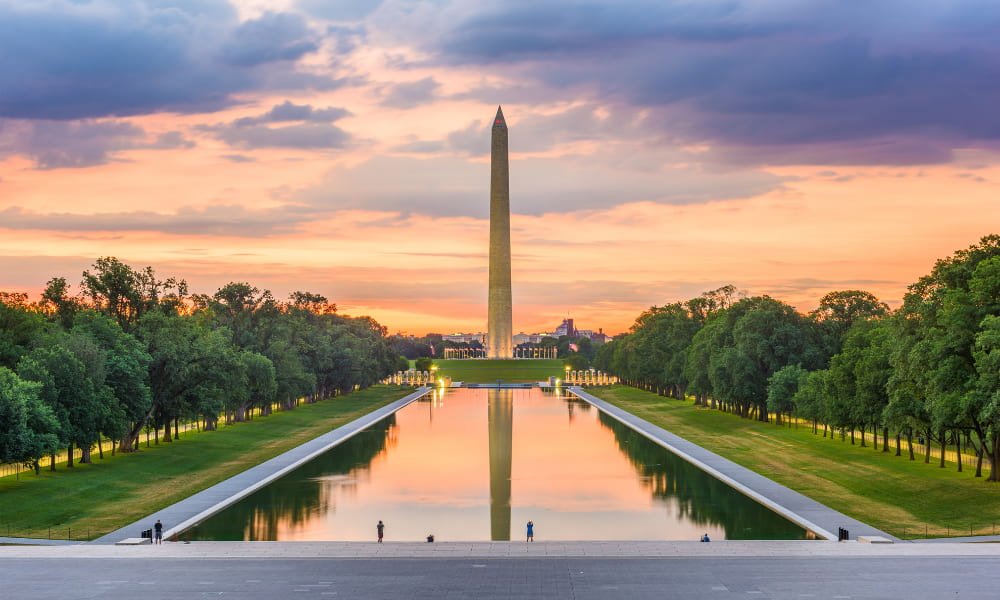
[596,411,808,540]
[181,414,397,541]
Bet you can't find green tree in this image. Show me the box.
[0,294,45,369]
[767,364,807,425]
[17,344,101,468]
[0,368,59,471]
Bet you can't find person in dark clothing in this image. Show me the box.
[377,520,385,543]
[154,520,163,544]
[526,520,534,542]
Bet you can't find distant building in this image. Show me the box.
[443,332,486,344]
[513,332,545,345]
[554,318,575,338]
[589,328,608,345]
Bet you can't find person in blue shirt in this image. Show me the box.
[526,520,534,542]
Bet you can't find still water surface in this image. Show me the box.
[180,388,809,541]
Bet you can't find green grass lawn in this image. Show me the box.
[432,359,565,383]
[591,386,1000,539]
[0,385,411,541]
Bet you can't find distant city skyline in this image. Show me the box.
[1,1,998,335]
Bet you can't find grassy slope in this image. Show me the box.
[433,359,565,383]
[592,386,1000,539]
[0,385,411,540]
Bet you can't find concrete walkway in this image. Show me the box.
[0,537,77,546]
[569,387,893,542]
[4,540,1000,559]
[92,387,432,545]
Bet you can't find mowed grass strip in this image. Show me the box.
[0,385,412,540]
[591,386,1000,539]
[433,359,565,383]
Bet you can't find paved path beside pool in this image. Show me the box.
[4,540,1000,559]
[569,387,893,542]
[92,387,432,545]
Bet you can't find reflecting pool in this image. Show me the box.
[180,388,810,541]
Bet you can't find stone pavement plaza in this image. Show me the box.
[3,541,1000,599]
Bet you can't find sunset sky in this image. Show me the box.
[1,0,998,335]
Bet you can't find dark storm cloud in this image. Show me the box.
[0,205,310,236]
[200,101,352,150]
[0,1,325,120]
[426,0,1000,165]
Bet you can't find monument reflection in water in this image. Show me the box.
[180,388,809,541]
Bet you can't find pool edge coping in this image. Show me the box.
[568,386,853,542]
[94,387,432,545]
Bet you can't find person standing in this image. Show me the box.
[154,520,163,545]
[526,520,534,542]
[377,520,385,543]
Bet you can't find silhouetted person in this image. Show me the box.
[526,520,534,542]
[377,520,385,543]
[154,520,163,544]
[700,533,710,542]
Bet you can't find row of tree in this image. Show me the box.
[390,333,598,367]
[595,235,1000,481]
[0,258,401,473]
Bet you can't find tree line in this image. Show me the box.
[0,257,401,474]
[594,235,1000,481]
[390,333,598,368]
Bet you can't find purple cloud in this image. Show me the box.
[0,1,326,120]
[423,0,1000,164]
[199,101,352,150]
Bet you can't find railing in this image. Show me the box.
[0,523,98,542]
[874,521,1000,540]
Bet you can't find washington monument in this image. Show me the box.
[487,106,513,359]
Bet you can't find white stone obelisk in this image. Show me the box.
[487,106,513,359]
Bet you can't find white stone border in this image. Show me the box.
[568,387,836,541]
[162,387,432,541]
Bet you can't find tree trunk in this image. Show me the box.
[67,444,74,468]
[97,439,104,460]
[883,427,889,453]
[895,433,901,457]
[858,426,864,447]
[162,422,172,442]
[80,444,91,464]
[174,418,179,440]
[957,431,963,473]
[976,443,984,478]
[989,433,1000,483]
[924,428,932,464]
[49,452,56,471]
[939,429,946,468]
[907,429,915,461]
